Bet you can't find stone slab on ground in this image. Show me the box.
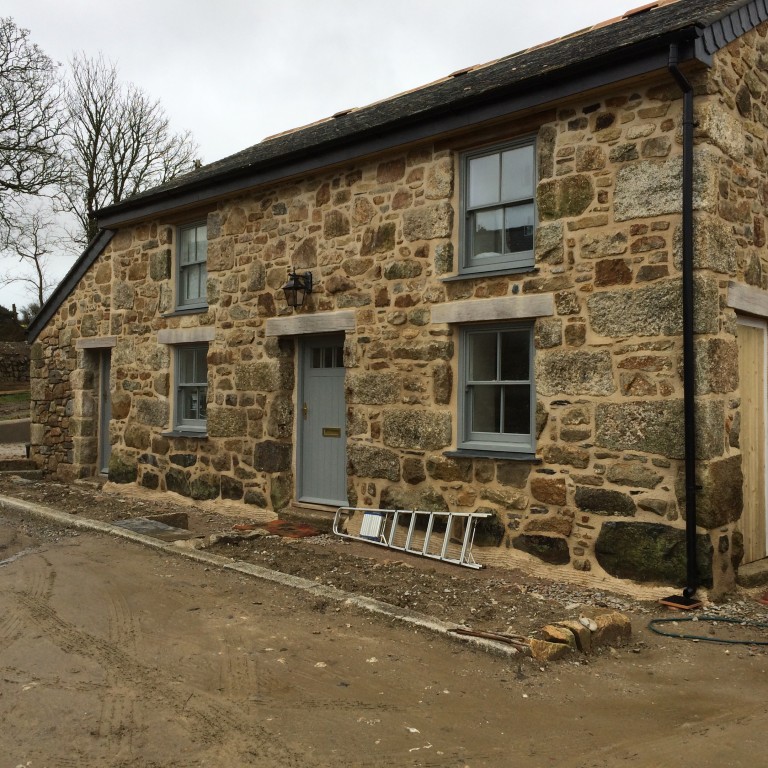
[112,516,201,542]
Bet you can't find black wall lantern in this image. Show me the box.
[282,270,313,309]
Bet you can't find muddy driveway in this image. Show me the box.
[1,508,767,767]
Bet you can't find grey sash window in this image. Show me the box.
[460,324,534,452]
[462,140,535,273]
[175,344,208,430]
[177,223,207,308]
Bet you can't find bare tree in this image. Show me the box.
[0,18,65,242]
[0,203,70,307]
[18,301,40,325]
[62,54,199,244]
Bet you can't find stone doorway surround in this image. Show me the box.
[71,336,117,478]
[266,310,355,507]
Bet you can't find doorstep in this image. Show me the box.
[278,501,336,533]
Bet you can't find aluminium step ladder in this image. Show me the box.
[332,506,491,569]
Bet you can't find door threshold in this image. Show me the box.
[280,501,337,533]
[294,499,345,511]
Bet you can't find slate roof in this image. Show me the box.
[29,0,766,341]
[96,0,755,224]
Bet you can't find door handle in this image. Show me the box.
[303,402,308,420]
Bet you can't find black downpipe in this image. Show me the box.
[668,43,698,598]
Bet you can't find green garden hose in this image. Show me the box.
[648,615,768,646]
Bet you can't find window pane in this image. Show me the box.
[178,224,207,308]
[179,227,195,265]
[499,330,530,380]
[472,385,501,433]
[180,225,207,265]
[193,347,207,383]
[195,230,207,262]
[323,347,334,368]
[501,145,534,202]
[180,388,198,421]
[178,347,207,385]
[176,345,208,427]
[334,346,344,367]
[471,209,503,260]
[198,263,207,300]
[178,348,194,382]
[181,264,195,302]
[469,332,498,381]
[468,153,500,208]
[502,385,531,434]
[504,204,534,255]
[182,263,207,303]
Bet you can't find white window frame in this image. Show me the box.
[174,343,208,433]
[176,222,208,310]
[458,322,535,453]
[460,137,536,275]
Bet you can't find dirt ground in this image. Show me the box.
[0,384,30,421]
[1,473,767,638]
[1,499,768,767]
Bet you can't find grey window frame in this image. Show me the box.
[460,137,536,275]
[174,343,208,433]
[176,222,208,310]
[458,322,535,453]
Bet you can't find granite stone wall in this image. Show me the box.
[29,26,768,593]
[0,342,30,385]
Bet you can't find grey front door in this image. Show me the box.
[98,349,112,474]
[298,335,347,506]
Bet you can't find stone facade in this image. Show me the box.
[0,342,30,386]
[28,21,768,594]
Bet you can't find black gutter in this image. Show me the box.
[668,43,698,599]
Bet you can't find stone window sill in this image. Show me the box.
[443,449,540,462]
[161,430,208,439]
[162,305,209,318]
[441,266,539,282]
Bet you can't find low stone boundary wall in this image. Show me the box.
[0,342,29,386]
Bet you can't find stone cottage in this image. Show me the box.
[27,0,768,596]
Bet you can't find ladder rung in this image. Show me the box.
[404,510,418,552]
[332,507,490,569]
[422,513,436,556]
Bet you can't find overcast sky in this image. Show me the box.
[2,0,635,314]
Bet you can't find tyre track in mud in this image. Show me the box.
[9,560,315,768]
[0,552,52,654]
[98,588,141,761]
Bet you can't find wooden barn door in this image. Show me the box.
[737,316,768,563]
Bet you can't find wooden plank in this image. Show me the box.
[727,282,768,317]
[737,319,767,563]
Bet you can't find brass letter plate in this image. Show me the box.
[322,427,342,438]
